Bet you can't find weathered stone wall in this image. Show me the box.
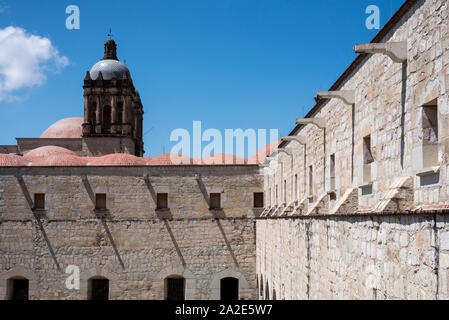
[257,213,449,300]
[265,0,449,213]
[82,137,136,156]
[0,166,262,300]
[258,0,449,300]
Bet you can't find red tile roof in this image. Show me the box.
[87,153,147,166]
[0,154,31,167]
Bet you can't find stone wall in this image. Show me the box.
[0,166,262,300]
[257,213,449,300]
[258,0,449,300]
[264,0,449,214]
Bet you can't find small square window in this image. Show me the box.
[95,194,107,210]
[210,193,221,210]
[157,193,168,209]
[34,194,45,210]
[254,193,264,208]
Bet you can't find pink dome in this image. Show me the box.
[146,154,193,166]
[201,154,246,165]
[40,118,83,139]
[24,146,76,160]
[247,140,280,164]
[87,154,147,166]
[29,154,88,166]
[0,154,30,167]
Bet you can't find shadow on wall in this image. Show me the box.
[15,176,61,272]
[81,175,125,270]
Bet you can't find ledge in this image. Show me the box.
[94,209,110,218]
[359,182,373,188]
[32,208,47,217]
[416,166,440,177]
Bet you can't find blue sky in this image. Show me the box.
[0,0,403,157]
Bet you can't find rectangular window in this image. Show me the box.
[254,193,264,208]
[283,180,287,204]
[157,193,168,209]
[330,154,336,190]
[275,185,279,205]
[210,193,221,210]
[308,166,313,196]
[422,102,439,168]
[34,194,45,210]
[95,194,107,210]
[363,135,374,164]
[294,174,298,200]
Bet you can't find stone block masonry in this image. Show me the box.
[257,213,449,300]
[0,166,262,300]
[259,0,449,300]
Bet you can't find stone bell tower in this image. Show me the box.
[82,39,144,157]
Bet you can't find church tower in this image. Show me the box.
[82,39,144,156]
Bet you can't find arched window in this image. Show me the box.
[7,277,29,300]
[165,276,185,300]
[103,105,112,133]
[117,101,123,125]
[220,277,239,301]
[88,276,109,300]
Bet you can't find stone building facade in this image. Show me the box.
[0,166,262,300]
[258,0,449,300]
[1,0,449,301]
[0,39,265,300]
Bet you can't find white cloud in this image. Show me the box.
[0,26,69,101]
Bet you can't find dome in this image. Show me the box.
[146,154,193,166]
[247,140,281,164]
[0,154,30,167]
[201,154,246,165]
[87,154,147,166]
[41,118,83,139]
[25,146,76,159]
[29,154,88,167]
[89,59,130,80]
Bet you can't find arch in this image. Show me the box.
[103,105,112,133]
[210,268,250,300]
[155,265,196,300]
[7,276,29,300]
[87,276,109,300]
[220,277,239,301]
[80,268,116,300]
[117,101,123,125]
[164,275,185,300]
[0,267,36,300]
